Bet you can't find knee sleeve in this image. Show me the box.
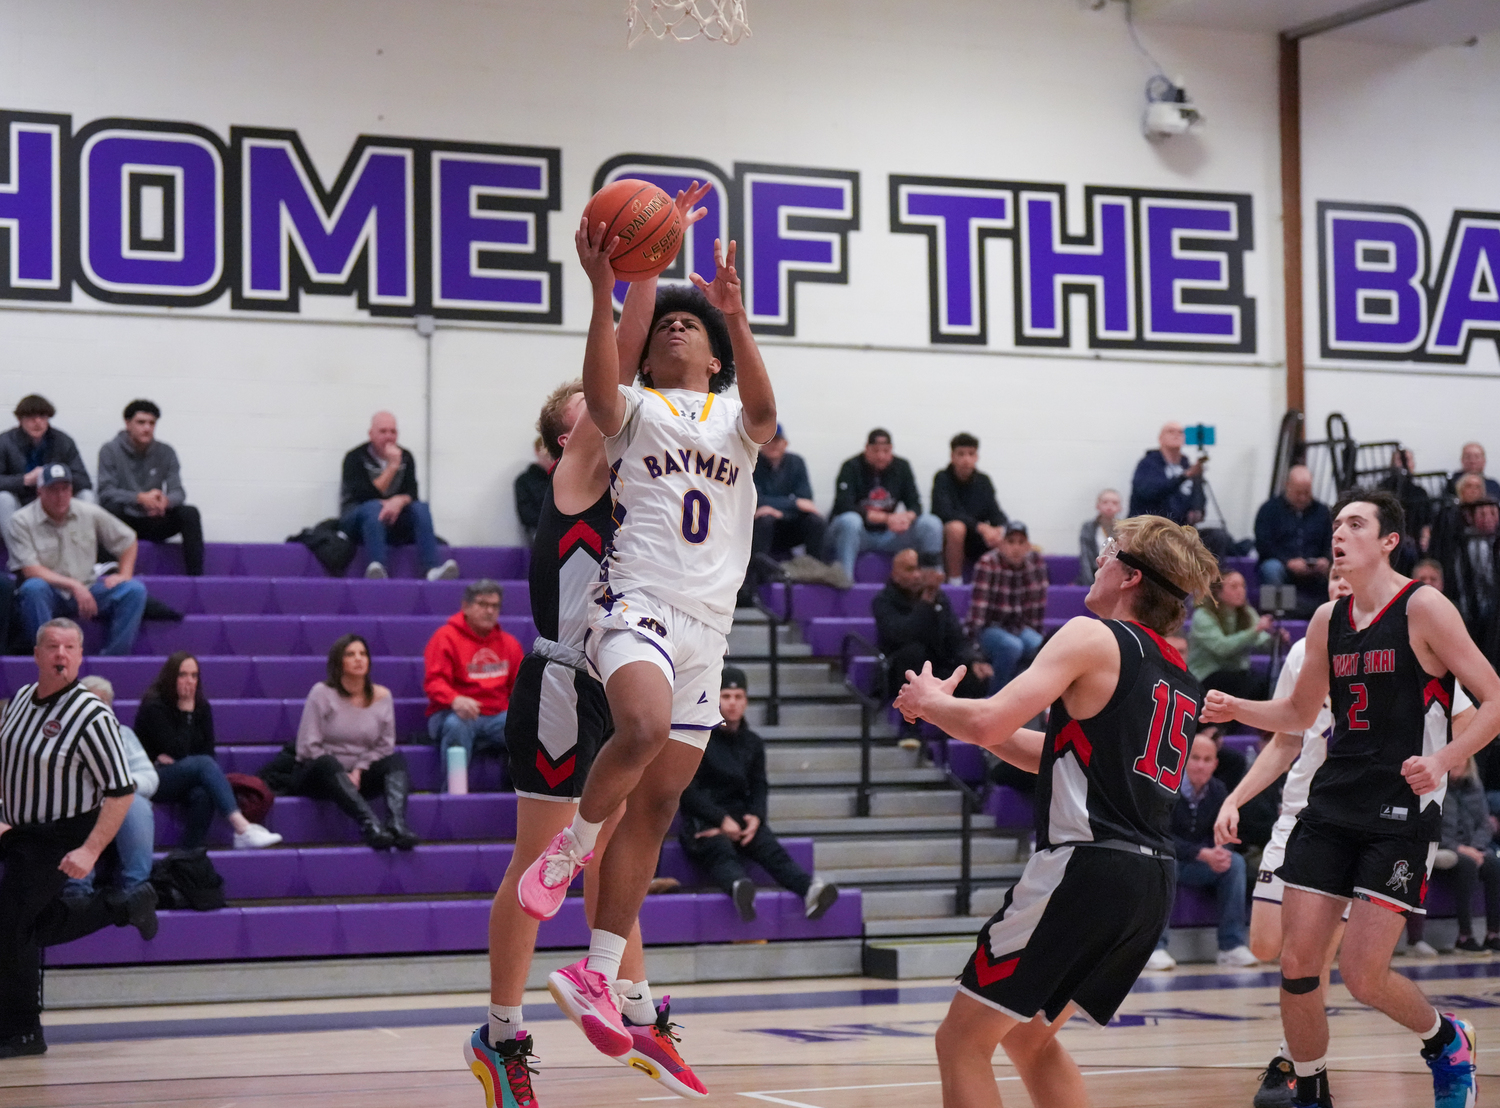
[1281,974,1319,995]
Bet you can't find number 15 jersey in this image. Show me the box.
[601,384,759,635]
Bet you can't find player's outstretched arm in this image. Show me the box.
[1402,589,1500,794]
[576,217,626,438]
[893,617,1114,773]
[1215,728,1302,845]
[612,182,713,382]
[692,238,776,443]
[1201,604,1332,733]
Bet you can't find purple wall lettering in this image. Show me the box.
[889,178,1012,344]
[1020,191,1134,344]
[740,167,858,334]
[0,113,66,298]
[237,133,413,311]
[1427,216,1500,359]
[1140,199,1246,344]
[78,127,222,301]
[1319,204,1428,357]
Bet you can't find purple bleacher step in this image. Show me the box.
[201,838,815,900]
[154,792,519,847]
[211,743,509,793]
[138,576,533,618]
[131,615,537,659]
[114,698,430,745]
[134,542,529,580]
[44,886,863,966]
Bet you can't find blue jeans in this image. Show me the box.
[154,754,238,848]
[62,792,156,896]
[1175,853,1249,951]
[827,511,944,580]
[1258,559,1288,586]
[428,708,508,783]
[17,576,147,655]
[339,499,441,571]
[978,625,1044,693]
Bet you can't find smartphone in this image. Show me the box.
[1184,424,1216,448]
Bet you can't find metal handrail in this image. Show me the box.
[749,580,793,727]
[838,630,884,818]
[943,768,985,918]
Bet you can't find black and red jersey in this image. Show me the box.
[529,481,615,650]
[1312,581,1453,840]
[1035,621,1203,855]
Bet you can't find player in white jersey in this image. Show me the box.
[517,219,776,1076]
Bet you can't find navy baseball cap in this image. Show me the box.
[1004,519,1028,536]
[39,463,72,487]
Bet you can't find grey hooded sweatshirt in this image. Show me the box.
[97,431,187,517]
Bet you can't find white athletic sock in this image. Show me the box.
[567,814,604,855]
[1421,1009,1443,1040]
[619,979,656,1025]
[1291,1056,1327,1077]
[585,929,628,982]
[488,1003,523,1043]
[946,576,963,586]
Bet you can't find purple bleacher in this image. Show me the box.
[44,885,861,966]
[272,579,349,615]
[805,617,875,657]
[249,656,421,697]
[154,792,518,847]
[944,740,987,787]
[1045,586,1090,620]
[1045,554,1078,585]
[220,616,303,656]
[129,618,227,657]
[118,697,429,743]
[846,655,879,696]
[1169,883,1219,928]
[1219,732,1260,759]
[195,576,275,614]
[134,542,529,581]
[983,785,1033,828]
[1222,555,1258,583]
[212,743,465,793]
[854,551,891,584]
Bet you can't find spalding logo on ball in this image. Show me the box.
[583,179,684,281]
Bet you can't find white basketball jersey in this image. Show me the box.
[601,384,759,635]
[1272,637,1472,820]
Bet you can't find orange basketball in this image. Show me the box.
[583,179,684,281]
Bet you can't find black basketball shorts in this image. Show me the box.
[1277,816,1437,916]
[504,653,612,802]
[958,843,1174,1028]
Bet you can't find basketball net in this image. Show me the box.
[625,0,751,45]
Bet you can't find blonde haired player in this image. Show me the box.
[516,216,776,1088]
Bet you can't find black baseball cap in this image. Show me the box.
[721,666,748,691]
[1004,519,1028,536]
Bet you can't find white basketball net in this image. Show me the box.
[626,0,751,45]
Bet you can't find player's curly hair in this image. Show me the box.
[536,378,583,461]
[1110,516,1220,637]
[638,285,736,395]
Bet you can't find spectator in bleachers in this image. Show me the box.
[1432,758,1500,953]
[1148,734,1257,971]
[678,667,839,923]
[1447,441,1500,501]
[828,429,942,581]
[424,579,523,785]
[135,652,280,850]
[1186,570,1276,700]
[751,423,829,570]
[0,394,95,540]
[514,436,551,546]
[64,676,157,901]
[1438,494,1500,657]
[874,549,989,702]
[1378,448,1433,554]
[1075,488,1121,585]
[964,521,1047,694]
[1128,422,1205,525]
[932,432,1007,586]
[1414,558,1445,591]
[7,464,147,656]
[1253,464,1332,595]
[97,400,205,577]
[339,411,459,582]
[292,633,418,850]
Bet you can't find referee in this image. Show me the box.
[0,618,157,1058]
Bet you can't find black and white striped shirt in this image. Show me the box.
[0,681,134,826]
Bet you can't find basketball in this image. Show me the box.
[582,178,684,281]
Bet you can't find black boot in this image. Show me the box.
[383,766,419,851]
[328,768,393,850]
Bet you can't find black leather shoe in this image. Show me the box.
[0,1030,46,1058]
[732,878,757,922]
[108,882,159,941]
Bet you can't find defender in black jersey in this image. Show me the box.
[1204,491,1500,1108]
[897,515,1219,1108]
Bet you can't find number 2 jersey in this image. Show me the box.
[1310,581,1455,840]
[1036,620,1202,855]
[600,384,759,635]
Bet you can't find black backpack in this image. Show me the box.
[150,847,227,911]
[287,519,357,576]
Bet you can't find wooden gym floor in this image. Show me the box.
[4,956,1499,1107]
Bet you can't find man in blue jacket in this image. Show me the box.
[1253,464,1332,593]
[1129,422,1206,524]
[751,425,826,564]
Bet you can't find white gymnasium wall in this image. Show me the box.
[21,0,1477,555]
[1301,32,1500,480]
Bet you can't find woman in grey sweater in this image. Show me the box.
[290,634,418,850]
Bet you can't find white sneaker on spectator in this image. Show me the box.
[1145,948,1176,971]
[365,561,388,579]
[233,823,282,849]
[1217,945,1259,968]
[1412,940,1440,958]
[427,558,460,581]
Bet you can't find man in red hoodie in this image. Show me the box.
[425,579,524,786]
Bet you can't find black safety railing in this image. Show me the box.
[944,768,983,917]
[838,630,883,818]
[750,581,793,727]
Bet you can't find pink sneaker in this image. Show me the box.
[547,958,631,1057]
[619,997,708,1098]
[516,830,590,921]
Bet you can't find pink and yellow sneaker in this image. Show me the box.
[547,958,631,1057]
[516,830,590,921]
[619,996,708,1099]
